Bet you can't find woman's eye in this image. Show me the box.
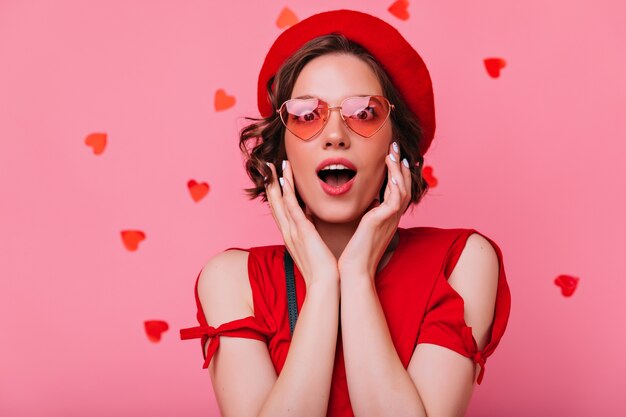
[292,111,319,123]
[354,107,376,120]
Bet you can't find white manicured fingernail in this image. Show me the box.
[266,162,271,167]
[282,160,286,170]
[263,175,267,181]
[392,142,399,153]
[391,176,397,185]
[389,153,397,162]
[279,177,284,187]
[402,158,409,168]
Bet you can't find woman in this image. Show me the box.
[180,9,511,417]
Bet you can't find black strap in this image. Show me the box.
[284,248,298,336]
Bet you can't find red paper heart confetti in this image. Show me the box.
[85,132,107,155]
[484,57,507,78]
[554,274,579,297]
[388,0,410,21]
[121,230,146,251]
[422,165,438,188]
[188,179,210,202]
[144,320,169,343]
[276,6,299,29]
[214,88,236,111]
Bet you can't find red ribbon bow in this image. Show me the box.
[461,326,488,385]
[180,317,269,369]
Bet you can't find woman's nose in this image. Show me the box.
[323,107,348,136]
[320,108,350,146]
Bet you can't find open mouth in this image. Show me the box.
[317,169,357,187]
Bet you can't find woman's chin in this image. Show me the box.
[306,202,368,225]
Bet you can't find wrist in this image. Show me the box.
[306,276,340,293]
[339,269,373,287]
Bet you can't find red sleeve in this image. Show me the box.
[416,229,512,385]
[179,247,274,369]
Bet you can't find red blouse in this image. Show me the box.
[180,226,512,416]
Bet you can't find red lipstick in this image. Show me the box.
[316,157,357,196]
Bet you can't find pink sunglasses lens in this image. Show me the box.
[341,96,390,137]
[281,98,327,140]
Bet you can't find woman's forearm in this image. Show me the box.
[340,276,427,417]
[259,279,340,417]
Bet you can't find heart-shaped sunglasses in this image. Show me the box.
[278,95,395,141]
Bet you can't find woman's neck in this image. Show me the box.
[313,217,360,261]
[311,216,400,268]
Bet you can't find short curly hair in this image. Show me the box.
[238,33,429,213]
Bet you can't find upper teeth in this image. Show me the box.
[321,164,351,171]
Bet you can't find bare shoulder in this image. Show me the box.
[448,232,500,288]
[197,249,254,328]
[448,232,499,351]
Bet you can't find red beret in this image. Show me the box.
[257,9,436,156]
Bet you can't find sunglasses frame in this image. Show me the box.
[278,95,395,141]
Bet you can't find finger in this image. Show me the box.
[385,153,403,214]
[385,146,404,202]
[394,139,412,206]
[372,156,397,222]
[392,142,413,215]
[281,160,309,222]
[264,162,279,215]
[382,148,393,204]
[389,142,407,199]
[279,160,302,234]
[263,163,275,218]
[265,162,291,233]
[400,156,412,201]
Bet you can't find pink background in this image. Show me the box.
[1,0,625,415]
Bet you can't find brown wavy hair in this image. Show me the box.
[239,33,430,214]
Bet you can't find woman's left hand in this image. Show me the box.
[337,141,413,281]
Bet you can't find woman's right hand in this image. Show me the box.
[264,160,339,288]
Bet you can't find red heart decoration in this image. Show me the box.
[484,57,507,78]
[422,165,438,188]
[554,274,579,297]
[144,320,169,343]
[388,0,410,20]
[276,6,299,29]
[121,230,146,251]
[214,88,236,111]
[85,132,107,155]
[188,179,210,202]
